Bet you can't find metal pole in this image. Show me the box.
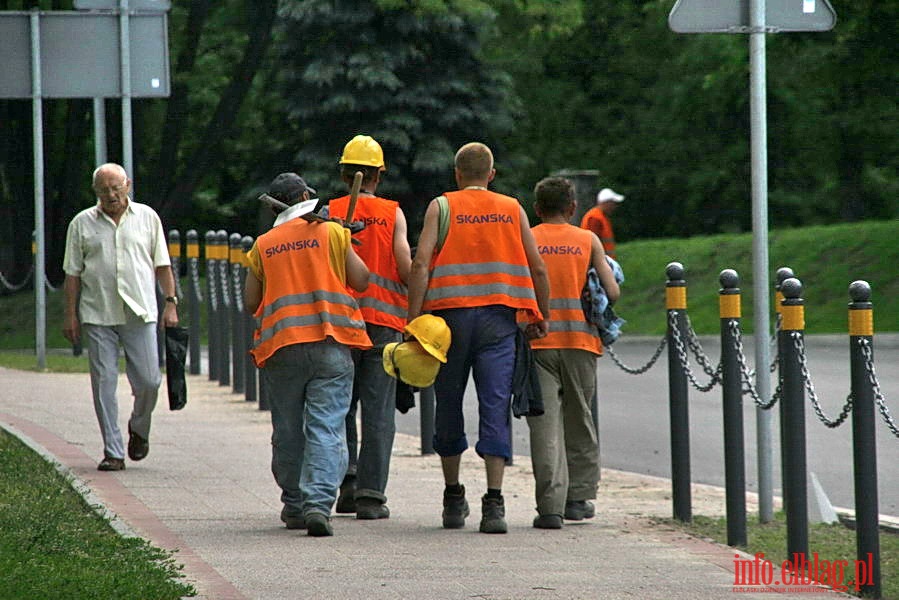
[119,0,133,179]
[93,98,107,165]
[186,230,201,375]
[848,281,881,598]
[750,0,774,524]
[719,269,746,547]
[665,262,691,523]
[779,277,808,561]
[775,266,794,511]
[30,9,46,370]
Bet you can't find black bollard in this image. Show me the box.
[216,230,231,388]
[848,281,881,598]
[205,230,219,381]
[229,233,244,394]
[779,277,808,562]
[186,230,202,375]
[719,269,746,547]
[775,266,794,511]
[241,236,258,404]
[666,261,691,523]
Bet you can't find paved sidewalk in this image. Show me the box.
[0,367,849,600]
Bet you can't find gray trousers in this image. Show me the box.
[526,348,600,516]
[84,314,161,460]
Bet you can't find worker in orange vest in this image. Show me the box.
[245,172,372,537]
[327,135,412,520]
[407,142,550,534]
[526,176,620,530]
[579,187,624,259]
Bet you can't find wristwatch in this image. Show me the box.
[165,296,179,306]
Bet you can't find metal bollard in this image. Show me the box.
[186,230,202,375]
[216,230,231,387]
[666,261,691,523]
[168,229,183,299]
[229,233,245,394]
[719,269,746,546]
[419,385,436,455]
[775,266,794,510]
[241,235,258,404]
[848,281,882,598]
[779,277,808,561]
[205,230,219,381]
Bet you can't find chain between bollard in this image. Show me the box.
[791,333,853,428]
[669,311,720,392]
[857,338,899,438]
[729,320,780,409]
[0,265,34,292]
[685,314,722,379]
[607,336,667,374]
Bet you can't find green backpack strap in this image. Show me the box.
[435,195,450,253]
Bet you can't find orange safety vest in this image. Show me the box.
[579,206,616,259]
[329,194,407,331]
[529,223,602,355]
[250,220,371,368]
[423,188,541,320]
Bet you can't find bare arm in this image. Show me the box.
[244,270,263,314]
[406,199,440,321]
[393,206,413,284]
[346,245,370,293]
[156,265,179,327]
[63,274,82,345]
[519,207,550,335]
[590,232,620,303]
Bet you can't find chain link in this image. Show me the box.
[684,314,721,379]
[793,333,853,428]
[218,259,231,309]
[189,258,204,303]
[729,320,780,409]
[607,337,668,374]
[0,265,34,293]
[205,259,218,311]
[231,263,244,313]
[859,339,899,438]
[669,311,720,392]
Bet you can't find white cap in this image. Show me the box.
[597,188,625,203]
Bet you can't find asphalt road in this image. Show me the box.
[396,334,899,518]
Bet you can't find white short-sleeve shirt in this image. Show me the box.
[63,200,171,325]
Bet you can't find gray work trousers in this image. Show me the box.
[84,314,161,460]
[526,348,600,517]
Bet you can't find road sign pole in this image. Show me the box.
[749,0,775,524]
[93,98,107,165]
[31,9,47,370]
[119,0,133,180]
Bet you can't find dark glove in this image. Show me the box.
[395,380,416,414]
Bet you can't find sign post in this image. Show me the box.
[668,0,836,524]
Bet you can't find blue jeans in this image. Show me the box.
[263,340,353,518]
[345,324,401,503]
[432,306,517,460]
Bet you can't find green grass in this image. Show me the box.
[0,429,195,599]
[669,512,898,599]
[616,220,898,335]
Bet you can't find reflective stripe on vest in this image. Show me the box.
[423,189,540,318]
[329,194,408,331]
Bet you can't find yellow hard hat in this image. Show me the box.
[382,341,442,388]
[404,314,451,363]
[339,135,385,170]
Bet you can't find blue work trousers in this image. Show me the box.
[432,306,517,460]
[263,340,353,518]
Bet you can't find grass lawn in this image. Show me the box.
[668,512,898,598]
[0,429,195,599]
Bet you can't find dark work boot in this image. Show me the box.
[479,494,507,534]
[336,475,356,514]
[564,500,596,521]
[442,485,469,529]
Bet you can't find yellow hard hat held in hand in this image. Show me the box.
[382,315,452,388]
[403,314,451,363]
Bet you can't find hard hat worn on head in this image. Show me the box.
[404,314,451,363]
[382,341,442,388]
[339,135,385,170]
